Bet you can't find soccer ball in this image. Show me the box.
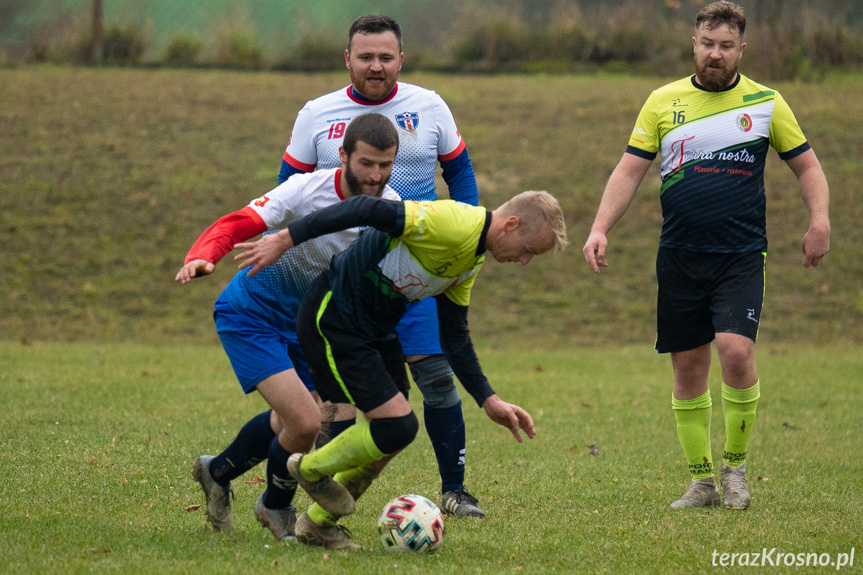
[377,494,445,553]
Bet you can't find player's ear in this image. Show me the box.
[504,216,520,232]
[339,146,348,165]
[345,49,351,70]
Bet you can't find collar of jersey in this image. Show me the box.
[334,168,347,200]
[347,83,399,105]
[690,73,742,93]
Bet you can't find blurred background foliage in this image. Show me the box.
[3,0,863,80]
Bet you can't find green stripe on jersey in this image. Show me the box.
[743,90,775,102]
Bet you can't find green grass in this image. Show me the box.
[1,340,860,573]
[1,67,862,348]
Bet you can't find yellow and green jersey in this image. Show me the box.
[288,196,487,340]
[627,74,810,252]
[287,195,494,403]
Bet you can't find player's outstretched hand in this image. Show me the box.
[582,231,609,274]
[482,394,536,443]
[175,259,215,284]
[234,229,295,277]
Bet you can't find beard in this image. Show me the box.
[344,162,387,197]
[695,58,739,91]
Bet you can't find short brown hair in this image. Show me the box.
[696,1,746,37]
[348,15,403,52]
[342,113,399,156]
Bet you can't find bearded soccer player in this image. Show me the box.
[582,1,830,509]
[176,114,401,540]
[278,14,485,517]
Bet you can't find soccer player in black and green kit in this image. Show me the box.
[235,191,568,547]
[582,1,830,509]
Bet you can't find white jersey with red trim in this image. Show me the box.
[223,168,400,332]
[283,83,465,202]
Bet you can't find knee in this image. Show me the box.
[369,412,419,455]
[409,355,460,409]
[718,342,755,379]
[281,412,320,451]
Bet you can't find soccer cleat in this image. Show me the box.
[192,455,234,532]
[670,476,721,509]
[440,486,485,517]
[720,462,752,510]
[287,453,355,517]
[294,511,360,550]
[254,494,298,541]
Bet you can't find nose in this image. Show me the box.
[369,167,381,182]
[370,58,383,72]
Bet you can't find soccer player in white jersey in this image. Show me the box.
[582,1,830,510]
[278,14,486,517]
[175,114,401,540]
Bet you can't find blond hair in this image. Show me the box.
[497,190,569,253]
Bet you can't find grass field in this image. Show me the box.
[1,67,862,348]
[1,66,861,573]
[1,340,860,573]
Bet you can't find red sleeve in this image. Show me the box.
[184,206,268,265]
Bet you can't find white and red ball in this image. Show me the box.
[377,494,445,553]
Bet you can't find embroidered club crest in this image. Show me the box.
[395,112,419,132]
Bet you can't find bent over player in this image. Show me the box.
[582,1,830,510]
[278,14,485,517]
[175,114,401,539]
[235,191,568,548]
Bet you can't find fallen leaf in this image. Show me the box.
[535,365,544,372]
[581,402,591,408]
[322,553,330,560]
[757,477,770,481]
[185,504,202,512]
[569,445,578,452]
[641,483,649,489]
[245,475,266,485]
[588,444,600,456]
[819,401,828,408]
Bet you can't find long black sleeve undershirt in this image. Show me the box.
[287,195,405,245]
[435,293,495,407]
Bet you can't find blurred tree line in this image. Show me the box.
[2,0,863,80]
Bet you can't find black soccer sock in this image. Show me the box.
[209,410,275,487]
[262,435,298,509]
[423,401,466,493]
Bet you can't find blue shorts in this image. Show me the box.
[213,295,314,394]
[396,297,443,356]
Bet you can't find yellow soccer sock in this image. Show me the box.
[672,390,715,480]
[307,503,337,527]
[721,380,760,468]
[299,419,385,480]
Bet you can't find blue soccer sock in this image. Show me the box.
[423,401,466,494]
[209,410,275,487]
[262,435,297,510]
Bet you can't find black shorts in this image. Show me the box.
[296,271,409,413]
[655,247,766,354]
